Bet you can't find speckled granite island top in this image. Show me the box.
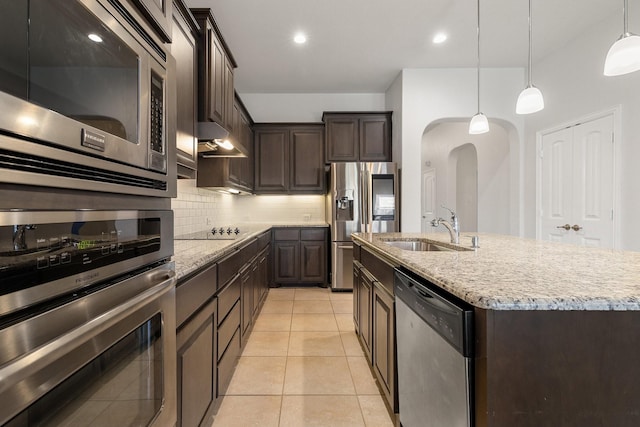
[173,223,328,280]
[352,232,640,311]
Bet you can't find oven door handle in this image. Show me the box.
[0,269,176,395]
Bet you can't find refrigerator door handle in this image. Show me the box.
[360,165,367,233]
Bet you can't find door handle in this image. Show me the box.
[556,224,571,231]
[572,224,583,232]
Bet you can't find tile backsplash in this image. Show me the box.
[172,180,326,236]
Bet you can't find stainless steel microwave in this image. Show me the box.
[0,0,176,197]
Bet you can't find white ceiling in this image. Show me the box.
[186,0,620,93]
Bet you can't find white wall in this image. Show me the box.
[524,13,640,250]
[238,93,385,122]
[396,68,524,233]
[385,74,403,165]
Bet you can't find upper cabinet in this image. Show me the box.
[171,1,199,178]
[129,0,173,42]
[191,9,237,132]
[323,112,392,162]
[254,124,325,194]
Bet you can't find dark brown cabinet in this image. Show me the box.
[354,246,398,415]
[254,124,325,194]
[191,9,237,130]
[272,227,328,285]
[323,112,392,162]
[171,1,198,178]
[357,266,373,360]
[373,283,395,411]
[176,263,218,427]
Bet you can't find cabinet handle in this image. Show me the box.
[571,224,583,232]
[556,224,571,231]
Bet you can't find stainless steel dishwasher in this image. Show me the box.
[394,268,474,427]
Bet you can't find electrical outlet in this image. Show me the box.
[303,214,311,221]
[206,217,211,225]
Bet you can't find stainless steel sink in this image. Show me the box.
[382,240,453,251]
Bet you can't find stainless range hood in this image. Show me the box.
[196,122,247,157]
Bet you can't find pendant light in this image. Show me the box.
[604,0,640,76]
[516,0,544,114]
[469,0,489,134]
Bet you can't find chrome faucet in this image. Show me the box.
[13,224,36,251]
[430,206,459,244]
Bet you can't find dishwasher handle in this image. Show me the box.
[394,268,474,357]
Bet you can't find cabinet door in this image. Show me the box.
[241,267,252,340]
[251,259,260,315]
[171,3,197,175]
[359,269,373,360]
[224,60,235,130]
[208,29,225,124]
[325,117,358,162]
[373,284,396,411]
[274,241,300,282]
[258,249,269,301]
[300,241,326,283]
[359,114,391,161]
[353,262,361,333]
[177,298,216,427]
[254,128,288,193]
[290,127,325,193]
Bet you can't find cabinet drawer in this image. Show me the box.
[274,228,299,241]
[300,228,326,241]
[239,239,258,265]
[361,247,396,295]
[218,274,240,322]
[217,328,240,395]
[176,263,217,328]
[257,230,271,251]
[218,250,244,288]
[218,301,240,356]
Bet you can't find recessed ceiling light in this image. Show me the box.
[88,33,103,43]
[293,33,307,44]
[433,33,447,44]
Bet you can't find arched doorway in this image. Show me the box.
[421,120,513,235]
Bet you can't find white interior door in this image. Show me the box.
[571,116,614,247]
[539,115,614,247]
[421,168,436,232]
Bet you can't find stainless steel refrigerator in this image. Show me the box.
[327,162,399,290]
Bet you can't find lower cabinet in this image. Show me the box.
[272,227,328,285]
[174,230,274,423]
[176,264,218,427]
[354,246,398,416]
[373,282,396,411]
[357,265,373,361]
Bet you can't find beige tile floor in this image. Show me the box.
[211,287,395,427]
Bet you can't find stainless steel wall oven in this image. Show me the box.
[0,210,176,426]
[0,0,176,197]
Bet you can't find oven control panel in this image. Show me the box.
[0,218,162,296]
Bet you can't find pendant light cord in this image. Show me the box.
[476,0,481,113]
[624,0,629,35]
[527,0,533,86]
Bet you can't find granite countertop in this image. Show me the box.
[173,222,328,280]
[352,232,640,311]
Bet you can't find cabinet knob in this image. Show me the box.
[571,224,583,232]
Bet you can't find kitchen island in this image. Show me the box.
[352,232,640,427]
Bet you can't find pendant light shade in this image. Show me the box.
[469,113,490,134]
[516,0,544,114]
[604,0,640,76]
[470,0,489,134]
[516,85,544,114]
